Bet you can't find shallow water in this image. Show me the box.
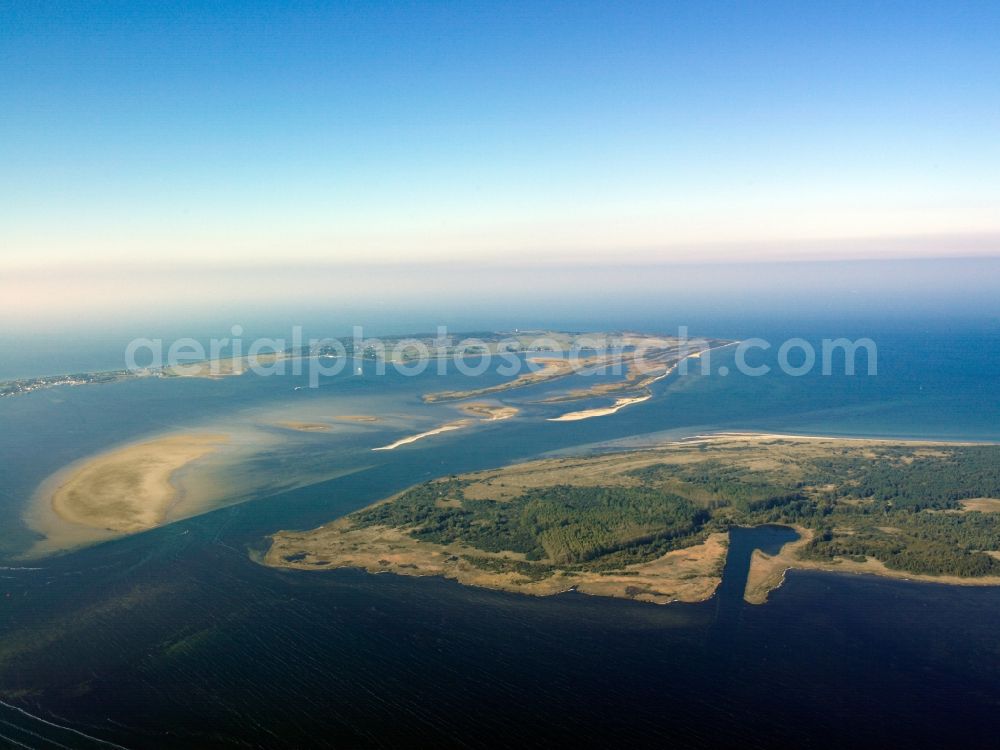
[1,321,999,747]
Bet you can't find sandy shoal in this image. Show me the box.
[50,434,228,533]
[547,395,651,422]
[458,402,519,421]
[275,421,331,432]
[372,420,473,451]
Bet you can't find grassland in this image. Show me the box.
[267,435,1000,604]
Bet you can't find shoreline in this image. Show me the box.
[702,430,997,446]
[266,526,729,606]
[272,432,1000,606]
[744,525,1000,604]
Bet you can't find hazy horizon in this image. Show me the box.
[4,1,999,273]
[2,255,997,335]
[2,254,997,381]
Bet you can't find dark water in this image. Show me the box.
[3,521,1000,749]
[713,525,800,628]
[1,322,999,747]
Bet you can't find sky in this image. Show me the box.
[2,0,999,275]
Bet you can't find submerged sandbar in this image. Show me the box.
[49,433,228,534]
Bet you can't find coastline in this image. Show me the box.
[704,430,996,446]
[271,432,1000,606]
[744,526,1000,604]
[266,526,729,605]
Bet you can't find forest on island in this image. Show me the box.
[350,443,1000,578]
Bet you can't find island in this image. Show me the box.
[266,435,1000,605]
[0,330,730,408]
[457,402,520,421]
[421,331,733,406]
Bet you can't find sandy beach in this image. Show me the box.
[49,434,229,533]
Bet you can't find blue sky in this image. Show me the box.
[2,0,999,272]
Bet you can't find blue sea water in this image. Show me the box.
[0,315,998,747]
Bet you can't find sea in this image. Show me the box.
[0,313,999,748]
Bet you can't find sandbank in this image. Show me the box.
[49,434,228,534]
[458,402,519,421]
[372,420,473,451]
[548,395,651,421]
[275,421,331,432]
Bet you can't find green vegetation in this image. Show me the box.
[351,481,709,569]
[800,445,1000,508]
[799,516,1000,577]
[347,442,1000,580]
[459,555,557,581]
[629,461,803,512]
